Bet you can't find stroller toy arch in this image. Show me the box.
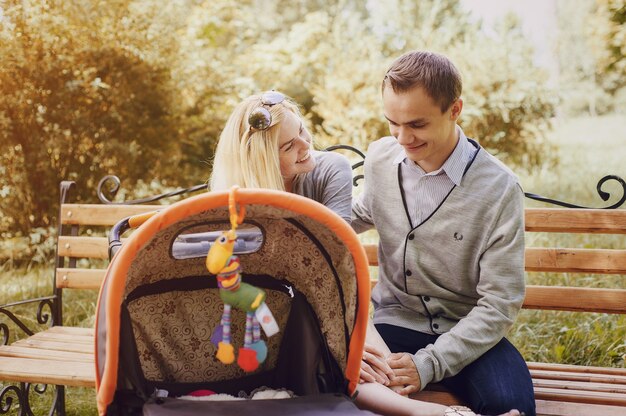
[95,188,371,415]
[205,186,279,372]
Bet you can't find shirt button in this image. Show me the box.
[408,233,414,240]
[406,269,412,276]
[423,296,430,302]
[433,323,439,329]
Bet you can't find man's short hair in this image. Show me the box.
[382,50,462,113]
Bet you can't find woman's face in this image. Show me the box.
[277,110,316,184]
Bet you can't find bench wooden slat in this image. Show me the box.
[52,264,600,312]
[0,357,94,387]
[29,330,93,344]
[414,389,626,415]
[369,279,626,313]
[523,286,626,314]
[0,345,93,362]
[61,204,162,226]
[56,268,105,290]
[525,208,626,234]
[410,389,463,407]
[46,326,95,336]
[534,385,626,406]
[527,362,626,376]
[365,244,626,274]
[57,236,130,259]
[58,236,110,258]
[526,248,626,274]
[530,369,626,385]
[364,244,378,266]
[534,399,626,416]
[533,378,626,394]
[13,337,93,354]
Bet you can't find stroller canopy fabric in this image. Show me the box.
[95,189,371,415]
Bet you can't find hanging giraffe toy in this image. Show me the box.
[205,186,279,372]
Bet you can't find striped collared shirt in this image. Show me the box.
[393,127,477,227]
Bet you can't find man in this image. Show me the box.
[352,50,535,416]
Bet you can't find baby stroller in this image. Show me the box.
[95,187,372,415]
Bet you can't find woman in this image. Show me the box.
[210,91,352,222]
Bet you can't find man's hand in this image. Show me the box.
[386,352,422,395]
[359,343,395,385]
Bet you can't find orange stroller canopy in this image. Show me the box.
[95,188,370,415]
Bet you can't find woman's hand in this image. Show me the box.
[359,342,395,385]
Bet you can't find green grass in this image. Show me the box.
[1,114,625,414]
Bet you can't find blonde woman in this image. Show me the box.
[210,91,352,222]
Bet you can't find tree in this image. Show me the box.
[588,0,626,97]
[557,0,626,115]
[0,0,560,239]
[0,1,189,234]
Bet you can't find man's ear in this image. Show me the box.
[449,98,463,121]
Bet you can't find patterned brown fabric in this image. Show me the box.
[123,205,358,382]
[127,289,292,382]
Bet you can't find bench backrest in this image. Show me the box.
[364,208,626,314]
[57,198,626,316]
[56,203,160,291]
[54,160,626,325]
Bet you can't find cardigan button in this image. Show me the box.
[405,269,412,276]
[433,323,439,329]
[423,296,430,302]
[408,233,414,240]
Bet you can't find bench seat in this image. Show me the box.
[0,327,94,387]
[2,328,625,415]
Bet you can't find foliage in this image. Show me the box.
[3,0,623,252]
[589,0,626,95]
[557,0,626,115]
[213,0,557,167]
[0,0,204,236]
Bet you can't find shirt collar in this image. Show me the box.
[392,127,471,186]
[439,128,471,186]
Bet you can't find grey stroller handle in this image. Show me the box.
[108,210,159,259]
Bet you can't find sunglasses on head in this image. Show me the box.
[248,91,286,132]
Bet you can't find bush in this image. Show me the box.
[0,1,194,235]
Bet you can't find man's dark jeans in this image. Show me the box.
[376,323,536,416]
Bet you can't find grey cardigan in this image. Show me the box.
[352,136,525,388]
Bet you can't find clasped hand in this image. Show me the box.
[359,343,422,395]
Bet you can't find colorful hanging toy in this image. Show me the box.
[205,186,279,372]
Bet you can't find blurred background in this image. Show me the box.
[1,0,624,259]
[0,1,624,413]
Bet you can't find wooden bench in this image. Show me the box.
[0,181,169,415]
[1,179,625,415]
[376,207,626,416]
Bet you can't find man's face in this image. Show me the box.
[382,85,462,173]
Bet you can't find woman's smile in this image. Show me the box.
[297,152,311,163]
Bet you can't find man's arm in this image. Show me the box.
[351,190,375,233]
[411,184,526,388]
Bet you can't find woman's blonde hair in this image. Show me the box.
[209,94,305,192]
